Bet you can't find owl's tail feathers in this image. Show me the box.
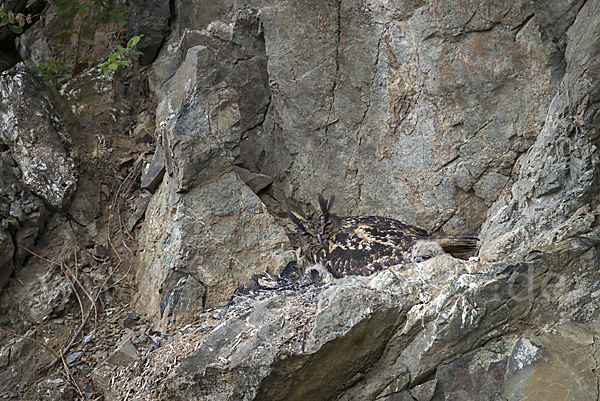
[432,235,479,255]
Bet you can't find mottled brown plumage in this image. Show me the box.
[287,194,478,278]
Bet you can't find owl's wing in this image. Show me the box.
[318,216,425,277]
[339,216,426,247]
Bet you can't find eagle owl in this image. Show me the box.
[287,194,478,278]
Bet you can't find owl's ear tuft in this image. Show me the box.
[317,194,335,215]
[287,211,307,230]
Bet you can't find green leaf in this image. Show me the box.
[127,34,142,48]
[82,39,95,46]
[108,53,117,62]
[57,74,72,84]
[116,45,125,55]
[113,5,127,12]
[109,10,125,28]
[0,21,8,27]
[128,51,143,56]
[65,9,79,24]
[26,0,39,8]
[109,62,118,70]
[116,64,123,79]
[57,4,73,15]
[9,25,22,34]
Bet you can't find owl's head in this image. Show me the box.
[287,194,339,261]
[409,240,446,263]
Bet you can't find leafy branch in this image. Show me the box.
[98,34,143,79]
[3,0,143,91]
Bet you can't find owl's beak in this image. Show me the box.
[317,233,323,245]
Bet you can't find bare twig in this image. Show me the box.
[62,261,98,329]
[19,246,61,266]
[0,327,59,359]
[106,155,144,290]
[60,346,83,399]
[61,262,86,330]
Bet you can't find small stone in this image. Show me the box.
[105,339,138,367]
[134,128,153,144]
[118,155,136,168]
[92,244,109,261]
[1,153,16,167]
[118,312,139,329]
[140,145,165,193]
[233,166,273,194]
[9,203,25,220]
[65,351,83,365]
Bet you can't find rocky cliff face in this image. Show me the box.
[1,0,600,399]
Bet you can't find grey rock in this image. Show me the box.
[140,144,166,193]
[0,64,77,210]
[135,25,295,329]
[91,362,117,396]
[106,339,138,367]
[65,351,83,366]
[127,192,152,231]
[432,321,600,401]
[0,229,13,292]
[12,269,73,324]
[408,380,437,401]
[67,177,99,227]
[9,202,25,220]
[159,275,205,332]
[157,43,247,192]
[105,0,600,399]
[136,171,295,324]
[61,67,119,132]
[233,166,272,194]
[114,213,600,400]
[126,0,171,66]
[0,155,48,283]
[17,20,53,64]
[478,0,600,262]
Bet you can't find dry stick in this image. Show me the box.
[61,262,86,330]
[106,158,142,290]
[60,346,83,399]
[116,161,142,267]
[0,326,60,359]
[0,326,81,397]
[39,297,96,374]
[19,247,99,374]
[62,261,98,329]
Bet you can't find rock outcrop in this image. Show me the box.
[109,0,600,399]
[112,209,600,399]
[135,17,294,330]
[1,0,600,399]
[0,64,77,210]
[0,150,48,292]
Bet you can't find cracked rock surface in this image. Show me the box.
[2,0,600,400]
